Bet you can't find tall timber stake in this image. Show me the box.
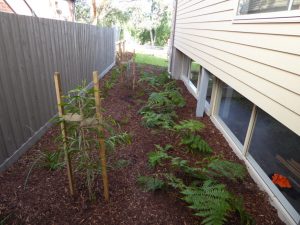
[54,72,75,196]
[93,71,109,201]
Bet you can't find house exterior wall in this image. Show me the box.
[173,0,300,136]
[0,0,13,13]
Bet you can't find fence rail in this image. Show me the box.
[0,12,116,171]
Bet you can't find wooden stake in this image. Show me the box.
[54,72,75,196]
[93,71,109,202]
[132,49,136,90]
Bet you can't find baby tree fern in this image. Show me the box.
[182,180,232,225]
[174,120,212,153]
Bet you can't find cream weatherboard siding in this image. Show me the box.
[173,0,300,136]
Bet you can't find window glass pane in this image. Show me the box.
[206,72,213,104]
[182,57,190,77]
[248,108,300,215]
[189,60,201,88]
[238,0,290,15]
[218,83,253,145]
[292,0,300,10]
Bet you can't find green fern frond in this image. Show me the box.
[230,197,256,225]
[174,120,205,133]
[140,111,176,129]
[206,158,247,181]
[137,176,165,192]
[164,173,187,190]
[171,157,206,180]
[148,147,171,168]
[181,180,232,225]
[181,135,212,154]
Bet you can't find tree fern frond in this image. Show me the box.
[181,180,232,225]
[181,135,212,154]
[206,158,246,181]
[174,119,205,133]
[137,176,165,192]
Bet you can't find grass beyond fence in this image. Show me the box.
[135,53,168,67]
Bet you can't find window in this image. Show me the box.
[206,72,213,104]
[248,108,300,221]
[189,60,201,88]
[237,0,300,15]
[182,56,190,78]
[217,83,253,146]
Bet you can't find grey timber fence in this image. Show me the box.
[0,12,116,171]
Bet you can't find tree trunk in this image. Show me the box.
[91,0,97,25]
[150,29,154,46]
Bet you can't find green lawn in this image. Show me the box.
[135,53,168,67]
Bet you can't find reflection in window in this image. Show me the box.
[189,60,201,88]
[182,56,190,78]
[238,0,290,15]
[218,83,253,145]
[248,108,300,215]
[292,0,300,9]
[206,72,213,104]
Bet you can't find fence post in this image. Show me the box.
[54,72,75,196]
[93,71,109,202]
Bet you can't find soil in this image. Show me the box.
[0,64,285,225]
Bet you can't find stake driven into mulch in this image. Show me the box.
[53,71,109,201]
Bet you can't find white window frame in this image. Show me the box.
[180,56,201,98]
[233,0,300,23]
[209,78,300,224]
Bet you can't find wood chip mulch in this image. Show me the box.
[0,64,285,225]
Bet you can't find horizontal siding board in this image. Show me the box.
[177,0,229,17]
[177,1,232,20]
[175,32,300,75]
[176,10,233,23]
[175,34,300,95]
[177,0,206,12]
[176,21,300,36]
[174,41,300,136]
[174,37,300,115]
[176,27,300,55]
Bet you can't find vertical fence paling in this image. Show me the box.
[0,12,115,171]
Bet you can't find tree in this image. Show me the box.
[128,0,171,46]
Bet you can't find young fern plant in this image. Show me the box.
[164,174,254,225]
[148,144,172,168]
[174,120,212,154]
[139,79,185,129]
[137,175,165,192]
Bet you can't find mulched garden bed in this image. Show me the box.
[0,64,285,225]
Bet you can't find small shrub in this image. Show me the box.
[137,176,165,192]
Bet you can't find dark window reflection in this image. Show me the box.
[238,0,289,15]
[218,83,253,144]
[249,108,300,214]
[206,72,213,104]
